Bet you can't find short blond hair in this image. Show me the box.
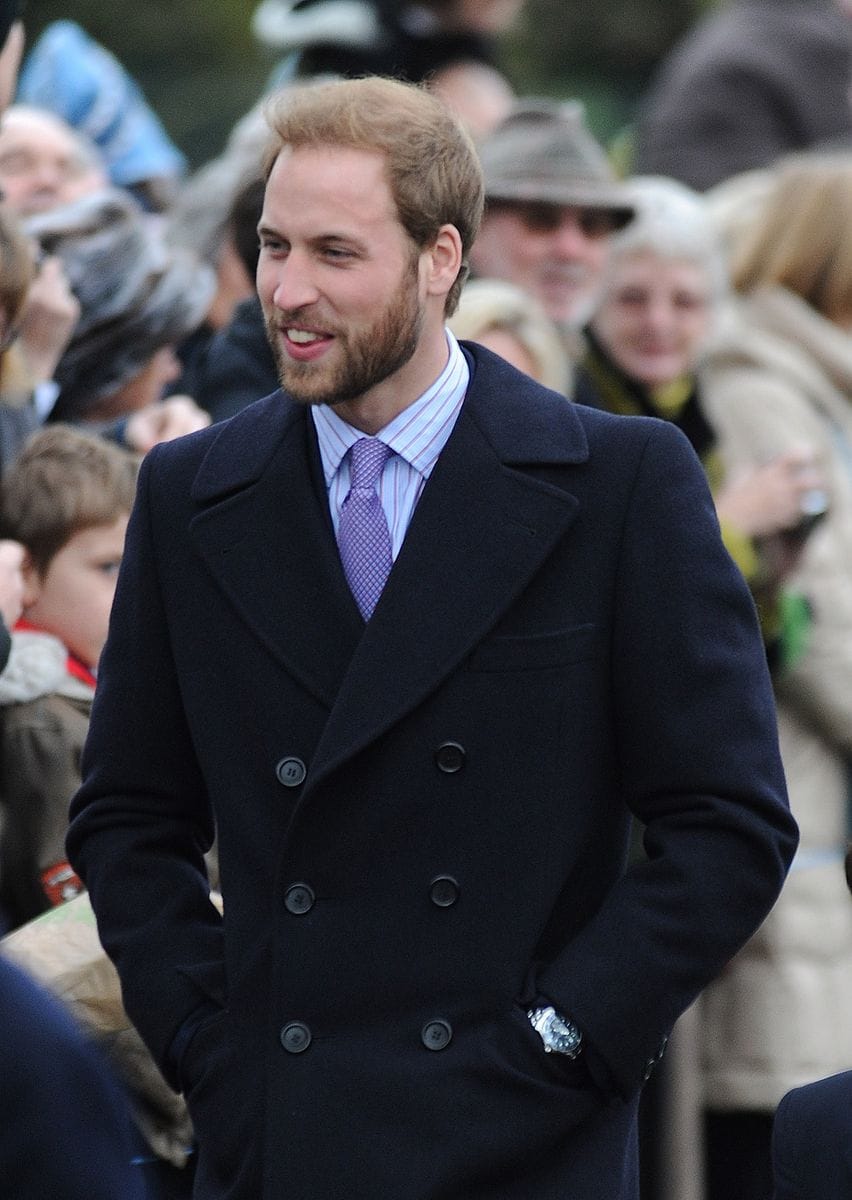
[262,76,484,316]
[729,152,852,322]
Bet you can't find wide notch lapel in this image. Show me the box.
[189,398,362,709]
[307,353,589,787]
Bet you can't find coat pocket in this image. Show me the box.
[468,624,599,672]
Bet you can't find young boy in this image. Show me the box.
[0,425,136,930]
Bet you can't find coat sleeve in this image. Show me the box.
[538,418,797,1098]
[66,445,224,1082]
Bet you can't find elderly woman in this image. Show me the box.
[697,151,852,1200]
[576,175,821,668]
[576,175,837,1200]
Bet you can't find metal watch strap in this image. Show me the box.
[527,1004,583,1059]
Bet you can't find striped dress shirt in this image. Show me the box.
[311,331,470,560]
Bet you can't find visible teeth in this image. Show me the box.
[287,329,323,344]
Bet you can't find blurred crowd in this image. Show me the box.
[1,1,852,1198]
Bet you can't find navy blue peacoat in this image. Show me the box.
[68,344,797,1199]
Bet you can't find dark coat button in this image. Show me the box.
[421,1019,453,1051]
[429,876,459,907]
[284,883,315,915]
[280,1022,312,1053]
[276,757,306,787]
[434,742,465,774]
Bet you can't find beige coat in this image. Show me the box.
[698,286,852,1109]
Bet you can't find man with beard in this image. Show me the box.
[67,75,797,1200]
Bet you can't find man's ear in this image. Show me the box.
[423,224,463,302]
[20,548,43,610]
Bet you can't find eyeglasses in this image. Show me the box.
[495,201,625,239]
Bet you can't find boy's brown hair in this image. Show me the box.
[0,425,138,574]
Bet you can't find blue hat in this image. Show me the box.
[17,21,186,192]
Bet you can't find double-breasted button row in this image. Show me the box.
[279,1020,453,1054]
[434,741,466,774]
[285,878,458,913]
[276,756,306,788]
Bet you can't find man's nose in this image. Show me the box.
[550,213,593,258]
[269,252,320,312]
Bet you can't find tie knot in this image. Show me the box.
[349,438,392,491]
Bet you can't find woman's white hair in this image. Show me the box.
[608,175,730,305]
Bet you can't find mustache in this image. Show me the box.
[267,304,333,328]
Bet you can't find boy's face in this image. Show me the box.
[23,515,128,669]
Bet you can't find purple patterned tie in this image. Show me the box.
[338,437,393,620]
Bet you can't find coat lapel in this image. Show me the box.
[307,348,590,788]
[188,393,362,709]
[186,352,590,781]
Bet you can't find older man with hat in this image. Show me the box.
[470,99,634,340]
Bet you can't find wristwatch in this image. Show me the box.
[527,1004,583,1059]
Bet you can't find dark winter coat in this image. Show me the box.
[67,343,796,1200]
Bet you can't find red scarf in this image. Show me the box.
[13,618,97,689]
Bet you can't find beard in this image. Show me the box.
[265,257,424,409]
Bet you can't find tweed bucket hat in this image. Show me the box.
[478,99,635,225]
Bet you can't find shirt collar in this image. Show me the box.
[312,330,469,485]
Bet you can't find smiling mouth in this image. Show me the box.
[286,328,330,344]
[286,328,326,343]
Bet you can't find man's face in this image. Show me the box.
[591,251,713,389]
[0,108,106,216]
[257,145,428,414]
[470,200,619,329]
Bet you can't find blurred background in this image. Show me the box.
[22,0,714,169]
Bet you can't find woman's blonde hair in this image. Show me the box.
[729,152,852,322]
[448,277,570,392]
